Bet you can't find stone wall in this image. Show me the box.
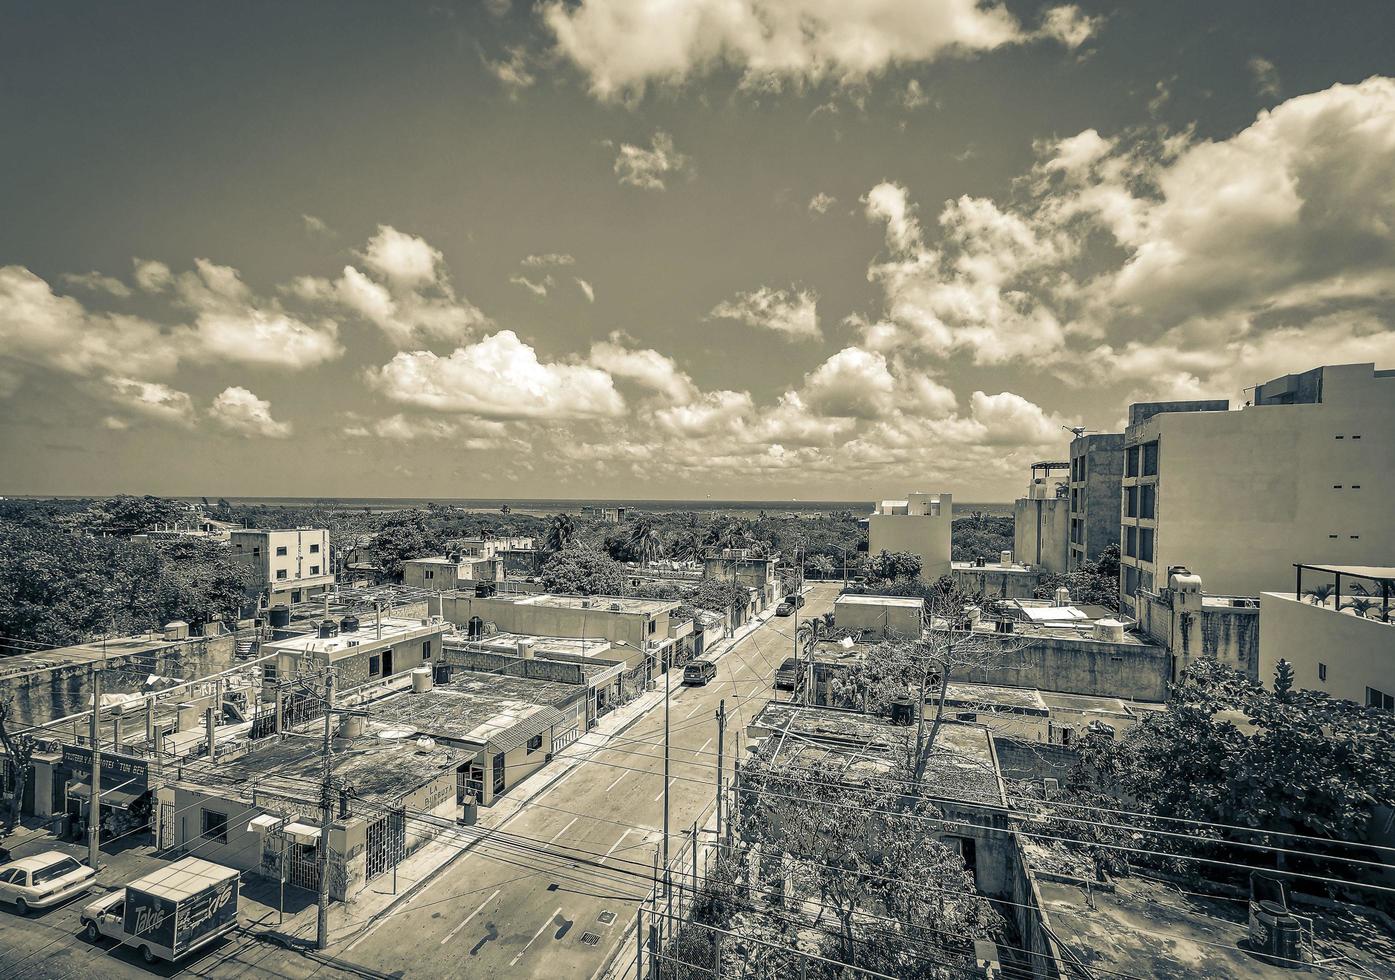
[963,635,1170,702]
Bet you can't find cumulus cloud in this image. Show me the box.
[544,0,1088,99]
[61,271,132,298]
[613,132,692,191]
[132,259,173,293]
[209,387,292,438]
[101,377,196,427]
[588,334,697,403]
[521,253,575,267]
[801,347,896,419]
[1248,56,1281,98]
[709,285,820,340]
[368,330,626,420]
[808,192,837,214]
[486,45,536,93]
[575,277,595,302]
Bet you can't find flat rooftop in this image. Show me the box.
[265,616,446,657]
[1039,874,1395,979]
[750,703,1004,807]
[514,594,678,614]
[1038,691,1140,717]
[952,560,1035,574]
[469,631,615,658]
[944,683,1049,714]
[364,672,578,749]
[835,594,925,609]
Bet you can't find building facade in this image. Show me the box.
[1013,463,1070,575]
[1067,432,1124,570]
[868,492,953,582]
[230,528,334,607]
[1119,363,1394,617]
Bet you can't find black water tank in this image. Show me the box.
[269,605,291,628]
[890,699,915,726]
[318,619,338,639]
[340,614,360,633]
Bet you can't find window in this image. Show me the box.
[310,543,320,553]
[0,869,19,885]
[1125,486,1138,518]
[276,569,288,580]
[1334,485,1343,490]
[1318,663,1327,682]
[276,546,288,556]
[1071,488,1079,512]
[648,620,656,635]
[1139,528,1155,563]
[1140,484,1156,520]
[527,734,544,754]
[32,857,82,885]
[1123,565,1139,597]
[201,808,228,844]
[1125,526,1137,558]
[1367,687,1394,711]
[252,547,261,557]
[1126,446,1139,477]
[310,565,320,575]
[369,654,382,677]
[1142,441,1159,476]
[492,752,506,794]
[423,569,434,580]
[422,640,432,661]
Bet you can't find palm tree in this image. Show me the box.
[707,520,754,553]
[545,513,578,554]
[668,529,705,562]
[1342,597,1378,619]
[808,554,836,580]
[1303,583,1336,606]
[626,516,664,568]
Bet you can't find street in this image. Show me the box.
[0,583,836,980]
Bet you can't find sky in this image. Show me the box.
[2,1,1394,503]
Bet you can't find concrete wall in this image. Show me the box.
[1135,586,1261,681]
[440,595,669,659]
[993,737,1079,783]
[833,596,923,639]
[870,492,952,581]
[1013,498,1070,575]
[1259,591,1394,703]
[963,635,1170,702]
[951,566,1044,600]
[1070,432,1125,570]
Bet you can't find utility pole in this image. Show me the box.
[714,699,726,841]
[662,653,670,890]
[87,662,102,870]
[315,666,337,951]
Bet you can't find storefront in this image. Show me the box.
[60,745,152,840]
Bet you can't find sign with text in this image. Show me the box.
[62,745,150,795]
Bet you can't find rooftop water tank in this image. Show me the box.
[317,619,338,639]
[411,666,434,693]
[340,714,365,739]
[889,698,916,726]
[516,638,536,660]
[340,614,360,633]
[1092,619,1126,643]
[1000,551,1013,566]
[269,605,291,628]
[1169,567,1204,594]
[1054,586,1072,607]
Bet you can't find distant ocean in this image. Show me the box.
[183,496,1015,518]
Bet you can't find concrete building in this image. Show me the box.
[702,548,782,610]
[230,528,334,607]
[833,593,923,639]
[1119,363,1395,618]
[402,554,504,592]
[951,556,1044,600]
[443,633,630,726]
[263,615,448,692]
[581,505,626,523]
[1259,563,1394,707]
[1013,462,1070,575]
[868,492,953,581]
[1067,432,1124,570]
[1134,566,1261,682]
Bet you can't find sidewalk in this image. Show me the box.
[316,600,784,951]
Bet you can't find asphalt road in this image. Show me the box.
[309,582,837,980]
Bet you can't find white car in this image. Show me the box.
[79,890,125,943]
[0,851,98,914]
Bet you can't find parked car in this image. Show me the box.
[773,657,799,690]
[775,602,794,617]
[0,851,98,914]
[791,593,807,608]
[81,857,239,963]
[682,659,717,686]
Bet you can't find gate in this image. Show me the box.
[365,810,406,880]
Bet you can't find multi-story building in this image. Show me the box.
[1067,432,1124,570]
[230,528,334,607]
[868,492,952,581]
[263,614,448,690]
[1119,362,1394,618]
[403,554,504,592]
[702,548,782,610]
[1013,462,1070,575]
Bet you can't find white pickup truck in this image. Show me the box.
[80,857,239,963]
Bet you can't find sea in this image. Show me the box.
[189,497,1015,518]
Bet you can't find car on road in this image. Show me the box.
[773,657,799,690]
[682,659,717,686]
[791,593,807,608]
[0,851,98,914]
[775,602,794,616]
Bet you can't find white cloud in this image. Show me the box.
[521,253,575,267]
[509,274,550,298]
[1037,5,1099,50]
[709,285,820,340]
[132,259,173,293]
[302,213,333,237]
[60,271,132,298]
[209,387,293,439]
[574,278,595,303]
[1249,56,1281,98]
[654,389,754,437]
[368,330,626,420]
[808,192,837,214]
[487,45,536,93]
[544,0,1079,100]
[101,377,196,427]
[358,226,442,289]
[185,310,343,369]
[614,132,692,191]
[801,347,896,419]
[588,335,697,403]
[863,182,922,253]
[901,79,929,110]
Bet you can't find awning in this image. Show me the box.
[67,783,146,808]
[489,707,566,754]
[284,821,322,845]
[247,814,283,833]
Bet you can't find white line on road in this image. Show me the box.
[440,887,500,945]
[600,828,635,864]
[345,883,426,953]
[605,771,627,792]
[684,703,702,718]
[509,905,563,967]
[653,779,675,802]
[695,737,712,755]
[549,817,578,844]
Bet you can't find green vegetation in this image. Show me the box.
[1032,543,1120,610]
[538,547,625,596]
[950,512,1015,562]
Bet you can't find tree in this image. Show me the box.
[371,511,444,582]
[80,495,185,537]
[690,577,748,616]
[1033,544,1121,610]
[545,513,578,554]
[0,701,36,834]
[1303,583,1336,606]
[807,554,836,580]
[667,528,705,562]
[625,516,665,568]
[1272,658,1295,697]
[540,547,624,596]
[500,503,512,516]
[1342,597,1378,619]
[867,550,922,583]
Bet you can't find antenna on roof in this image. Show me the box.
[1062,425,1098,438]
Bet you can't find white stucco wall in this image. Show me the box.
[1259,592,1394,705]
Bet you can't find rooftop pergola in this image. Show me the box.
[1293,562,1394,621]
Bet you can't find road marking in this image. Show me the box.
[440,887,500,945]
[695,737,712,755]
[653,779,675,802]
[345,884,426,952]
[509,905,563,966]
[599,828,635,864]
[549,817,578,844]
[684,703,702,718]
[605,771,627,793]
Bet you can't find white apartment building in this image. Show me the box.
[1013,461,1070,575]
[230,527,334,607]
[868,492,953,581]
[1119,363,1395,617]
